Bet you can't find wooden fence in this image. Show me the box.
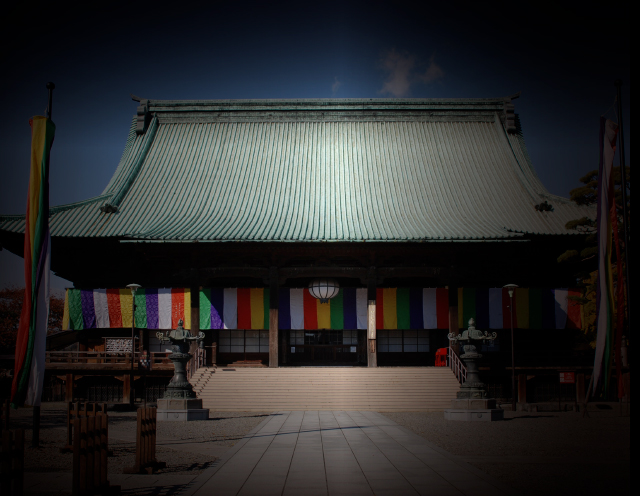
[1,428,24,496]
[65,402,107,451]
[124,407,165,474]
[72,413,117,496]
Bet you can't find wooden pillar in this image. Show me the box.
[518,373,527,404]
[191,287,200,334]
[367,300,377,367]
[367,267,377,367]
[65,373,74,402]
[448,285,459,355]
[281,319,287,365]
[269,267,279,368]
[189,287,200,370]
[122,375,131,404]
[576,373,586,403]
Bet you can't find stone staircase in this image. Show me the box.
[189,367,460,411]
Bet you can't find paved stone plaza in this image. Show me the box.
[186,411,515,496]
[17,405,629,496]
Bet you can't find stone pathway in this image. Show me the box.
[186,411,517,496]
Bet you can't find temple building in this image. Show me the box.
[0,95,593,406]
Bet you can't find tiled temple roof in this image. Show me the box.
[0,97,592,241]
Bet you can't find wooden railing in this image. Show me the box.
[447,344,467,384]
[187,347,207,379]
[45,351,172,367]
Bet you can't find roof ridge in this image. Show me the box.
[142,96,519,104]
[0,194,113,221]
[100,115,159,213]
[142,96,520,111]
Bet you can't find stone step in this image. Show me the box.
[189,366,460,411]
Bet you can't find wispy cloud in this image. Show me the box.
[378,49,444,97]
[331,76,342,96]
[418,54,444,83]
[379,49,415,97]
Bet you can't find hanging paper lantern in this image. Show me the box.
[308,279,340,304]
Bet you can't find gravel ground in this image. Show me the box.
[386,404,630,496]
[7,403,270,477]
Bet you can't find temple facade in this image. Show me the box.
[0,96,593,403]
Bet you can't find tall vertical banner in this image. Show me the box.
[593,117,618,396]
[11,116,55,408]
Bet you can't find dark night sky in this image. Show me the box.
[0,1,630,289]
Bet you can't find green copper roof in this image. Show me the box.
[0,97,592,241]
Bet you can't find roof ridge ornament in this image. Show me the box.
[135,98,150,135]
[501,92,521,134]
[99,203,118,213]
[503,100,517,134]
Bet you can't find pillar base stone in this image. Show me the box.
[443,408,504,421]
[157,398,210,421]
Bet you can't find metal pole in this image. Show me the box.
[510,293,516,412]
[614,80,630,336]
[127,284,140,407]
[131,298,135,406]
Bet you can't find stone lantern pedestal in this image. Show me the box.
[156,320,209,421]
[444,319,504,421]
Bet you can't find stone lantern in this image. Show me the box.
[155,320,209,421]
[444,318,504,421]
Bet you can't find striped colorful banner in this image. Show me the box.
[199,288,368,330]
[375,288,449,330]
[199,288,269,330]
[62,288,192,330]
[63,286,584,331]
[201,288,367,330]
[457,287,581,330]
[12,115,55,408]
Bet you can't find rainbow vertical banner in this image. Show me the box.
[593,117,619,395]
[12,116,55,408]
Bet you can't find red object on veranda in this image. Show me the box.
[435,348,447,367]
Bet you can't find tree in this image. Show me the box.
[558,166,630,347]
[0,286,65,353]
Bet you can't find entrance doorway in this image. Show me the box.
[286,330,364,365]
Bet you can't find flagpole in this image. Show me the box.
[614,80,630,337]
[32,82,55,448]
[47,82,55,119]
